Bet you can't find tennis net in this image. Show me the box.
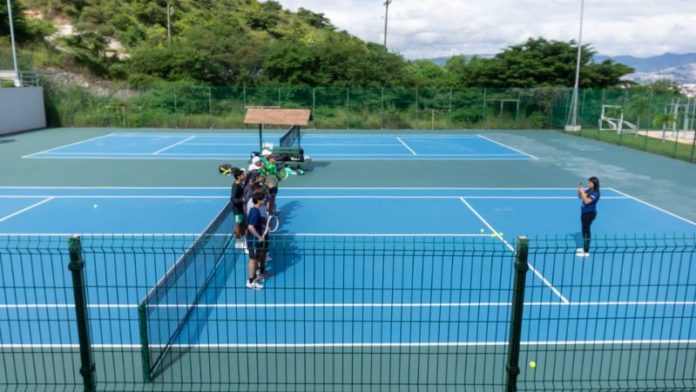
[279,125,301,148]
[138,202,234,378]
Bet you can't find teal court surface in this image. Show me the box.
[2,186,695,348]
[2,127,696,390]
[21,132,537,160]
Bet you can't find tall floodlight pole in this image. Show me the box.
[383,0,392,52]
[566,0,584,131]
[6,0,21,87]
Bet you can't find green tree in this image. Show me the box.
[449,38,633,88]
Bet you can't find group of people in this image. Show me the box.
[230,150,280,290]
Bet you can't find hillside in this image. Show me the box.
[2,1,634,89]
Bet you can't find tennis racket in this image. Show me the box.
[277,168,288,181]
[218,163,235,176]
[263,215,280,239]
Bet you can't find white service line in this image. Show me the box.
[152,135,196,155]
[458,197,570,304]
[477,134,539,160]
[608,187,696,227]
[0,197,55,222]
[396,137,418,155]
[21,133,117,158]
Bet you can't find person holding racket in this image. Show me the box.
[246,192,269,289]
[260,150,280,215]
[230,169,247,250]
[577,176,600,257]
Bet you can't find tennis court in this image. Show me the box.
[2,127,696,391]
[2,186,695,343]
[21,132,536,160]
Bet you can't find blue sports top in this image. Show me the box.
[581,189,600,214]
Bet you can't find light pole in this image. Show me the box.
[383,0,391,52]
[566,0,584,131]
[6,0,21,87]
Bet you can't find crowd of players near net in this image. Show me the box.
[227,150,288,290]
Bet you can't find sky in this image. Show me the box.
[271,0,696,59]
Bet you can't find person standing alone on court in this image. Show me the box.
[577,176,600,257]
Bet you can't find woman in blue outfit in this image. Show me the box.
[577,176,600,257]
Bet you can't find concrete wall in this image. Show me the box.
[0,87,46,135]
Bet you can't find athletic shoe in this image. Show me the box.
[575,248,585,255]
[246,280,263,290]
[235,239,245,249]
[256,271,272,283]
[576,251,590,258]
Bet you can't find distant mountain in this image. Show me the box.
[626,63,696,85]
[594,53,696,73]
[427,54,494,66]
[429,52,696,85]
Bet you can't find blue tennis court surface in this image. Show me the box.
[22,132,537,160]
[1,187,695,348]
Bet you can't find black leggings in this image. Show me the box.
[581,212,597,252]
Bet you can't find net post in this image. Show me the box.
[67,235,96,392]
[138,303,152,382]
[505,236,529,392]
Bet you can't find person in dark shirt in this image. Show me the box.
[577,176,600,257]
[246,192,268,289]
[230,169,246,250]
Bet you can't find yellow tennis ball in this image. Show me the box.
[529,360,536,369]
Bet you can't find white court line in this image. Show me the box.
[184,142,255,146]
[4,340,695,349]
[609,187,696,227]
[152,135,197,155]
[0,195,631,201]
[0,197,55,222]
[396,137,417,155]
[0,232,212,236]
[21,133,117,158]
[4,300,695,309]
[458,197,570,304]
[276,233,489,237]
[0,186,619,190]
[0,195,226,199]
[477,134,539,160]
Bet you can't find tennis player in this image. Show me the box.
[246,192,268,289]
[260,150,280,215]
[577,176,600,257]
[230,169,246,250]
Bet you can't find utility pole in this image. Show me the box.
[566,0,584,131]
[6,0,21,86]
[383,0,391,52]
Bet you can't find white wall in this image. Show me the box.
[0,87,46,135]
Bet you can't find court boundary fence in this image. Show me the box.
[42,84,696,163]
[0,234,695,391]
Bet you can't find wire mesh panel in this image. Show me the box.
[518,235,696,391]
[2,233,696,390]
[0,235,83,391]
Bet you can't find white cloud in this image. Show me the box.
[270,0,696,58]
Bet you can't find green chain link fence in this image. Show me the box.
[41,83,696,163]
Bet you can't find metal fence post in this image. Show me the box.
[68,235,96,392]
[505,236,529,392]
[138,304,152,382]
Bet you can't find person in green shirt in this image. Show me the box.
[260,150,280,215]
